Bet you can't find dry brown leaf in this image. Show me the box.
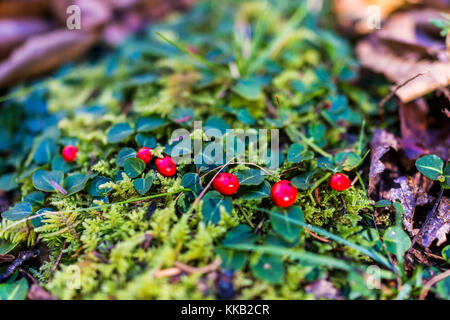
[0,29,98,88]
[0,19,52,60]
[421,196,450,248]
[27,284,57,300]
[356,9,450,103]
[368,130,399,197]
[0,254,15,264]
[385,176,433,235]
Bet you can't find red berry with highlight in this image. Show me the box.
[155,156,177,177]
[136,147,153,164]
[62,145,78,162]
[329,173,351,191]
[213,173,240,196]
[270,180,298,207]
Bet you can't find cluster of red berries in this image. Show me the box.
[62,146,177,177]
[136,147,177,177]
[62,145,351,205]
[212,172,351,207]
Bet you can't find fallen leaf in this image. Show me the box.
[0,254,15,264]
[421,196,450,248]
[0,0,49,19]
[0,19,52,60]
[385,176,433,235]
[356,9,450,103]
[368,130,399,198]
[0,29,98,88]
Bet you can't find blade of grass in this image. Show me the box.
[155,32,227,76]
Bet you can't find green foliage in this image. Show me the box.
[415,154,444,181]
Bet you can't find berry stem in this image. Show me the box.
[308,172,332,203]
[286,126,332,159]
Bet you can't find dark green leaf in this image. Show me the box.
[87,176,112,197]
[65,174,89,195]
[33,139,57,164]
[334,152,362,171]
[135,117,167,132]
[123,157,146,178]
[133,173,154,195]
[202,191,232,224]
[375,200,391,208]
[216,247,248,271]
[240,181,271,200]
[32,170,64,192]
[31,208,53,228]
[383,226,411,263]
[2,202,32,221]
[232,79,262,101]
[222,224,258,246]
[23,191,45,207]
[291,170,316,190]
[51,155,74,173]
[415,155,444,181]
[181,173,202,196]
[287,143,305,163]
[270,206,304,242]
[135,133,156,148]
[0,241,16,255]
[443,165,450,189]
[204,116,230,136]
[116,148,136,167]
[107,123,134,144]
[0,173,18,191]
[235,168,265,186]
[250,254,284,284]
[442,245,450,262]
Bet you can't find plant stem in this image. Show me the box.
[355,171,367,194]
[286,126,333,159]
[308,172,332,203]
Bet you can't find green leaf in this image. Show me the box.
[33,139,57,164]
[442,245,450,262]
[436,276,450,300]
[383,226,411,263]
[237,109,255,125]
[270,206,304,243]
[51,155,74,173]
[181,173,202,196]
[0,278,29,300]
[133,174,154,195]
[204,116,230,136]
[287,143,305,163]
[135,117,167,132]
[0,173,18,191]
[415,155,444,181]
[443,165,450,189]
[32,170,64,192]
[107,123,134,144]
[169,108,194,124]
[250,254,284,284]
[240,181,271,200]
[291,170,316,190]
[87,176,112,197]
[135,133,156,148]
[123,157,146,178]
[2,202,32,221]
[0,241,17,255]
[235,168,265,186]
[216,247,248,271]
[334,151,362,171]
[23,191,45,207]
[222,225,258,246]
[232,79,263,101]
[202,191,233,224]
[375,200,392,208]
[65,174,89,196]
[116,148,136,167]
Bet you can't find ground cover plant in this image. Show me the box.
[0,0,449,300]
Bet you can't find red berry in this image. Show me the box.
[62,145,78,162]
[329,173,351,191]
[136,147,153,164]
[213,173,240,196]
[155,156,177,177]
[270,180,298,207]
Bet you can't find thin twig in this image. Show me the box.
[419,269,450,300]
[52,241,67,273]
[174,259,221,275]
[305,228,330,243]
[378,72,429,121]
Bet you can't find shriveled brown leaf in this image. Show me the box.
[356,9,450,103]
[27,284,57,300]
[421,196,450,248]
[385,176,433,235]
[0,29,98,88]
[305,278,342,300]
[368,130,399,197]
